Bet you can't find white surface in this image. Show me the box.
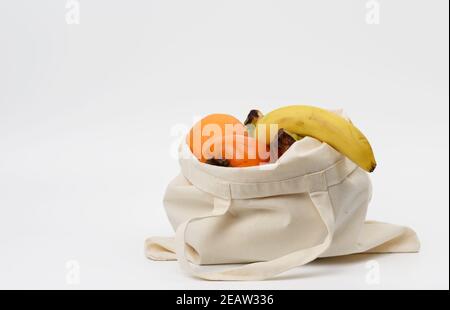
[0,0,448,290]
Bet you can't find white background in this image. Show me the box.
[0,0,448,290]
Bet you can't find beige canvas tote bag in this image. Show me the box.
[146,136,420,281]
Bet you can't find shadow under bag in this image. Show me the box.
[146,137,420,281]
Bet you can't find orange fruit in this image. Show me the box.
[205,135,269,168]
[187,114,247,163]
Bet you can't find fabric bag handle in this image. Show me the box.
[174,185,335,281]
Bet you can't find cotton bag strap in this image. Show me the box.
[173,170,336,281]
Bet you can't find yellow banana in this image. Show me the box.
[247,105,377,172]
